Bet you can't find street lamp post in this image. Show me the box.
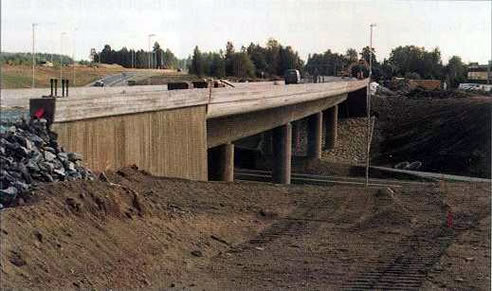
[148,33,155,69]
[72,28,78,86]
[32,23,38,89]
[365,23,376,186]
[60,32,66,82]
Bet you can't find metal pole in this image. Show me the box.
[488,60,491,85]
[60,32,66,82]
[72,28,77,87]
[32,23,37,89]
[148,35,151,69]
[365,23,376,187]
[148,34,155,69]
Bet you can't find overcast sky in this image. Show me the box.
[2,0,491,64]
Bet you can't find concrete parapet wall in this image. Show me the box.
[52,106,208,180]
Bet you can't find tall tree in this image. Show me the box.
[210,52,226,78]
[360,46,377,65]
[388,45,443,80]
[230,52,255,78]
[446,56,466,88]
[225,41,235,76]
[190,46,204,76]
[345,48,358,65]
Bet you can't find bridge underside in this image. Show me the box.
[207,87,367,183]
[207,93,347,148]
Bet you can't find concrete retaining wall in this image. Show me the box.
[52,105,208,180]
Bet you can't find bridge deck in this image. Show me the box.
[26,79,367,123]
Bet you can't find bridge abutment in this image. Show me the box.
[324,105,338,149]
[272,123,292,184]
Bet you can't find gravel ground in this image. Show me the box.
[321,117,374,165]
[291,116,374,165]
[1,167,489,289]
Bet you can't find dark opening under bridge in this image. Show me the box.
[29,79,368,184]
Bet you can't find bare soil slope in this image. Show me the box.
[1,167,489,290]
[372,96,491,178]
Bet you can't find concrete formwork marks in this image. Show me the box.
[52,106,208,180]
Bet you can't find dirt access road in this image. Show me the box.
[1,167,489,290]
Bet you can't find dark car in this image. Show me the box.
[284,69,301,85]
[94,80,105,87]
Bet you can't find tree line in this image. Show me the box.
[1,52,73,66]
[91,39,470,88]
[188,40,467,87]
[189,39,304,79]
[94,42,179,69]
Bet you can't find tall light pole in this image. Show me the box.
[148,33,155,69]
[60,32,66,81]
[365,23,376,186]
[32,23,38,89]
[72,28,78,86]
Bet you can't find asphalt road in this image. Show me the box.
[86,72,138,87]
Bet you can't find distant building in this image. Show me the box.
[90,48,97,63]
[467,62,491,84]
[40,60,53,67]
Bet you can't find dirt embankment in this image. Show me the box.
[371,95,491,178]
[1,167,490,290]
[0,167,295,289]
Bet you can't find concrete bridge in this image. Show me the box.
[28,79,368,184]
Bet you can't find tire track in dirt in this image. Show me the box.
[343,211,484,290]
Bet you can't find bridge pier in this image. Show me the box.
[272,123,292,184]
[208,143,234,182]
[292,121,301,155]
[324,105,338,150]
[307,112,323,160]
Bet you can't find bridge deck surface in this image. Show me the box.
[20,79,367,123]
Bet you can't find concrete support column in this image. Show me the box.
[272,123,292,184]
[208,143,234,182]
[306,112,322,160]
[291,121,300,155]
[324,105,338,150]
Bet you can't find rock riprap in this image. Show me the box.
[0,118,94,209]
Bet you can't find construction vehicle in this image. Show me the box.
[284,69,301,84]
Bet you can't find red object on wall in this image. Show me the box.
[447,211,453,228]
[34,108,45,119]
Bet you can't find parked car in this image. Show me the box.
[284,69,301,85]
[94,80,104,87]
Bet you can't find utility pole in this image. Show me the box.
[60,32,66,81]
[488,60,491,85]
[32,23,38,89]
[365,23,376,186]
[72,28,78,87]
[148,33,155,69]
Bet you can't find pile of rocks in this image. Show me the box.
[0,118,94,209]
